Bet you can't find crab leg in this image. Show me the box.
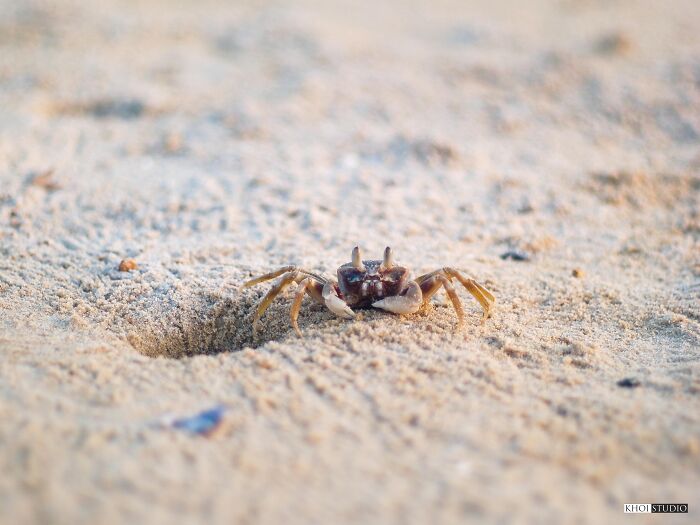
[437,275,464,325]
[290,278,325,337]
[290,278,310,337]
[443,267,495,320]
[243,265,297,288]
[244,265,336,335]
[373,280,423,314]
[414,274,465,325]
[303,278,325,304]
[252,271,300,332]
[414,267,495,322]
[243,266,327,289]
[417,273,447,302]
[414,268,445,286]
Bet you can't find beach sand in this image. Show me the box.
[1,0,699,523]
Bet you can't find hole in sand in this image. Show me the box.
[123,291,311,358]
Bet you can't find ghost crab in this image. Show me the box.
[242,246,495,337]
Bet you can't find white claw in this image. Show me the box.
[323,283,356,319]
[372,296,421,314]
[372,281,422,314]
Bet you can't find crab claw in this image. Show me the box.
[322,283,356,319]
[373,281,422,314]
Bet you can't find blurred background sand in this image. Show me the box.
[1,0,699,523]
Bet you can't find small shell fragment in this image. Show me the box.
[118,258,138,272]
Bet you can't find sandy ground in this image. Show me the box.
[1,0,700,523]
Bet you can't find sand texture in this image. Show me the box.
[1,0,700,523]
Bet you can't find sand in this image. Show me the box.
[1,0,699,523]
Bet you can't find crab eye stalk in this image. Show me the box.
[380,246,394,271]
[352,246,365,271]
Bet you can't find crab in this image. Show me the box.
[242,246,495,337]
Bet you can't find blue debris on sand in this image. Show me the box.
[500,250,530,262]
[171,405,227,436]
